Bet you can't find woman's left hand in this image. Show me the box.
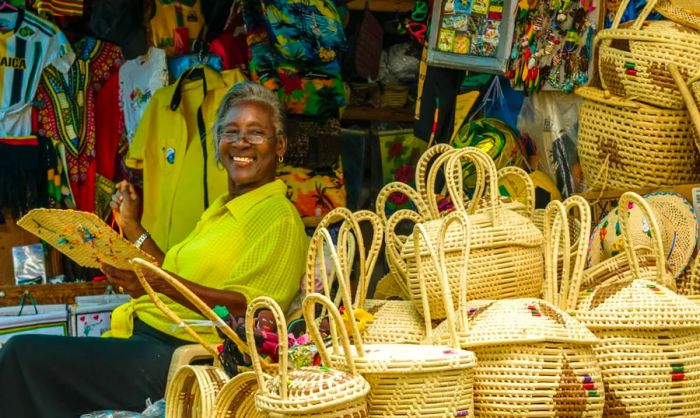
[100,262,153,298]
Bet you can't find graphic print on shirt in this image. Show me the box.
[0,8,74,136]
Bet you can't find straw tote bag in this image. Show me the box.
[396,147,544,320]
[304,208,426,344]
[573,192,700,417]
[597,0,700,110]
[306,227,477,417]
[246,296,370,418]
[424,197,604,417]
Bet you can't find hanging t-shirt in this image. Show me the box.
[126,67,247,251]
[34,37,123,212]
[119,47,168,145]
[149,0,205,56]
[33,0,84,16]
[0,8,74,137]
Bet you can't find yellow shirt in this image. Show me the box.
[109,180,309,342]
[126,67,247,251]
[149,0,204,56]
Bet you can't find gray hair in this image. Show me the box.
[213,82,286,163]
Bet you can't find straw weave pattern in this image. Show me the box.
[213,372,264,418]
[166,365,229,418]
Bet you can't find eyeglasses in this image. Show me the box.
[218,131,275,145]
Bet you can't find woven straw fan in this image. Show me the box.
[246,295,370,417]
[130,258,273,374]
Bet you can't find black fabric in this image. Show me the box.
[0,319,189,418]
[200,0,234,42]
[0,137,49,219]
[413,65,465,143]
[88,0,148,60]
[284,115,342,168]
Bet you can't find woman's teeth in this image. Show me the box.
[233,156,253,162]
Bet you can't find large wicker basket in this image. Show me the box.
[166,365,229,418]
[398,148,544,319]
[304,229,477,417]
[247,296,370,417]
[597,0,700,110]
[214,371,264,418]
[573,192,700,416]
[576,86,700,191]
[421,197,604,417]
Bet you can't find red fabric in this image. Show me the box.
[209,32,247,71]
[95,74,123,181]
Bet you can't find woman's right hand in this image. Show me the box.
[111,180,141,228]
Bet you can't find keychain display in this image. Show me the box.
[505,0,599,93]
[427,0,516,73]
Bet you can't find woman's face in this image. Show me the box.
[218,101,286,196]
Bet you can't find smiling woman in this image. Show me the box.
[0,82,309,418]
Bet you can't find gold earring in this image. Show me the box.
[278,155,284,163]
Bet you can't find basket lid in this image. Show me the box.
[330,343,476,374]
[458,299,598,347]
[574,278,700,329]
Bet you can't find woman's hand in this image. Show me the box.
[100,262,150,298]
[111,181,141,230]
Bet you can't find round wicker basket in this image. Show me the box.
[597,0,700,110]
[576,86,700,191]
[213,371,264,418]
[166,365,229,418]
[247,296,370,417]
[574,192,700,416]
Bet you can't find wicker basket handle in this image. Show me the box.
[618,192,668,285]
[670,64,700,154]
[446,148,500,223]
[497,166,536,219]
[425,149,462,219]
[385,209,425,282]
[416,144,454,214]
[543,201,570,308]
[130,258,221,359]
[610,0,659,30]
[302,293,361,376]
[131,258,249,358]
[305,208,365,299]
[350,210,384,306]
[375,182,431,225]
[561,195,592,312]
[414,212,471,349]
[244,296,288,398]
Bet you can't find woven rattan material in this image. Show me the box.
[657,0,700,30]
[597,0,700,110]
[677,253,700,296]
[18,209,155,270]
[166,365,229,418]
[576,87,700,191]
[213,372,264,418]
[248,296,370,417]
[372,271,411,300]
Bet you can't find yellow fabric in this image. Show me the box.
[108,180,309,342]
[149,0,204,56]
[126,67,247,251]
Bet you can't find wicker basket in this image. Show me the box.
[380,84,409,108]
[306,209,427,345]
[576,86,700,191]
[247,296,370,417]
[656,0,700,32]
[166,365,229,418]
[214,371,264,418]
[398,148,544,319]
[422,198,604,417]
[596,0,700,110]
[573,192,700,416]
[304,231,477,417]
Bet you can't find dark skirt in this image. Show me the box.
[0,319,190,418]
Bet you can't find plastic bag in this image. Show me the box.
[80,411,140,418]
[517,92,584,198]
[141,399,165,418]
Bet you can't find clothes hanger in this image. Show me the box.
[0,1,18,12]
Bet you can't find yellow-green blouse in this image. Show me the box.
[107,180,308,343]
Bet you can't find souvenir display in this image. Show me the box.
[505,0,599,93]
[427,0,517,73]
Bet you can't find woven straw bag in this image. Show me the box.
[305,228,477,417]
[576,86,700,191]
[166,365,230,418]
[214,371,264,418]
[305,208,426,344]
[397,147,544,319]
[247,296,370,417]
[677,252,700,298]
[573,192,700,416]
[597,0,700,110]
[423,197,604,417]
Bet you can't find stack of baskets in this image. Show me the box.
[577,0,700,192]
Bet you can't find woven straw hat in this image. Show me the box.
[575,278,700,329]
[656,0,700,30]
[586,192,698,279]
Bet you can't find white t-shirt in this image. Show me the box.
[118,47,168,145]
[0,8,74,136]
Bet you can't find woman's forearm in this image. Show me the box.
[122,220,166,265]
[153,271,248,316]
